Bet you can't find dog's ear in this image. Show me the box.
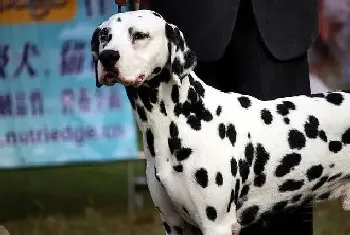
[165,23,197,81]
[91,27,102,88]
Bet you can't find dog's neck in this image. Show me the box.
[125,68,208,131]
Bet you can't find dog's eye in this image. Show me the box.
[99,27,111,42]
[133,32,150,41]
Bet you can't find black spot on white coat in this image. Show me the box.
[275,153,302,177]
[206,206,218,221]
[238,96,251,109]
[288,129,306,150]
[195,168,208,188]
[146,129,155,157]
[326,92,344,105]
[306,165,324,181]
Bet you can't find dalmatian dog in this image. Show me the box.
[91,10,350,235]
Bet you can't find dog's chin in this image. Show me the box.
[99,74,118,86]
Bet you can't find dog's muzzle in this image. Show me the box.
[98,49,120,86]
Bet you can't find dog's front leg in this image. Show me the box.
[146,160,197,235]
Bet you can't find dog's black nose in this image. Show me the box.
[99,50,120,67]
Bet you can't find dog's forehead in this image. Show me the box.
[100,10,164,31]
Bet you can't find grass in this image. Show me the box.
[0,160,164,235]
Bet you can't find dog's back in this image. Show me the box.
[228,91,350,226]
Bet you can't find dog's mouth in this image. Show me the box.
[100,67,146,87]
[100,67,120,86]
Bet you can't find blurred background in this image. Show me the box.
[0,0,349,235]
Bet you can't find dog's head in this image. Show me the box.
[91,10,197,88]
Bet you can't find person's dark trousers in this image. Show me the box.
[195,1,313,234]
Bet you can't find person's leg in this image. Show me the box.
[219,1,313,235]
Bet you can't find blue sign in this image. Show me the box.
[0,1,138,169]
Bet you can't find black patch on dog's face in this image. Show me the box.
[91,27,101,55]
[91,27,102,88]
[275,153,302,177]
[306,165,324,181]
[99,27,112,43]
[238,96,251,109]
[195,168,208,188]
[288,129,306,150]
[278,179,304,192]
[326,92,344,105]
[261,109,273,125]
[240,205,260,225]
[304,115,319,139]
